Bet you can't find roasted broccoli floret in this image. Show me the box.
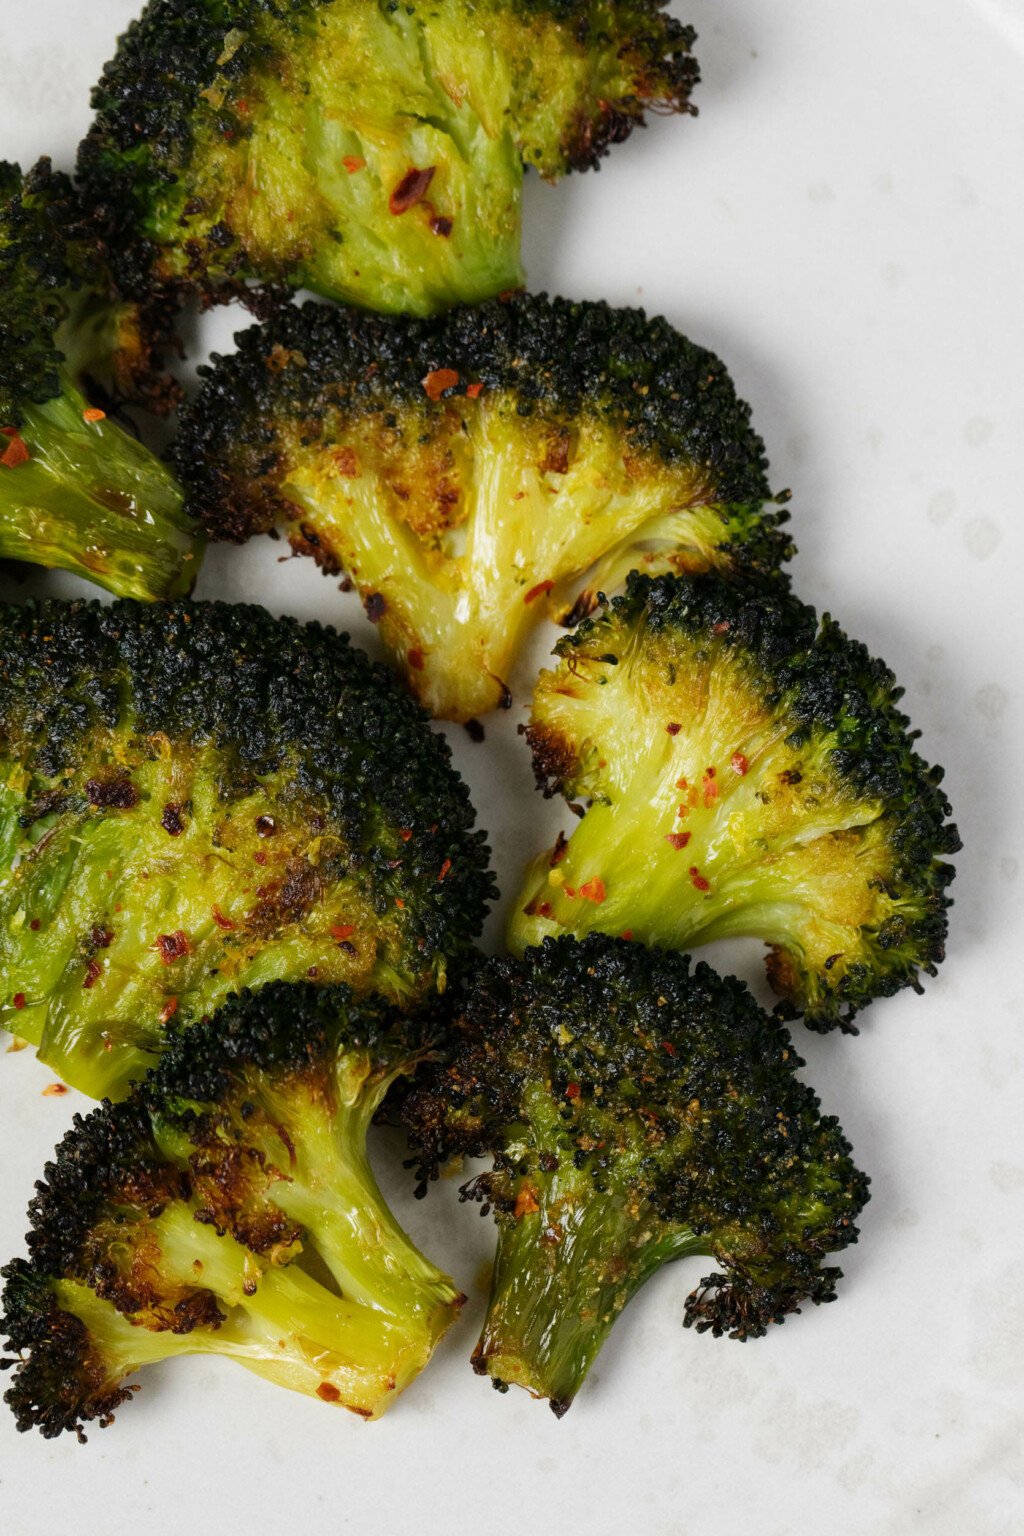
[175,295,790,720]
[511,571,960,1030]
[1,982,464,1438]
[0,598,494,1098]
[0,161,200,598]
[404,936,870,1414]
[78,0,697,324]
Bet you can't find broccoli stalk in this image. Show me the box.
[1,984,464,1438]
[405,937,870,1413]
[0,161,200,598]
[78,0,698,320]
[0,599,494,1099]
[511,571,960,1030]
[176,295,790,720]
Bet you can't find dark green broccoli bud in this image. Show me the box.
[0,161,200,599]
[77,0,699,321]
[404,936,870,1414]
[510,571,960,1030]
[174,294,790,720]
[1,982,464,1438]
[0,598,494,1099]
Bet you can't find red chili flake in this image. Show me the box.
[713,621,731,635]
[514,1184,541,1219]
[12,992,26,1010]
[676,804,689,820]
[466,381,484,400]
[676,777,688,790]
[237,98,250,113]
[389,165,435,214]
[662,1040,677,1056]
[29,919,40,931]
[83,959,102,989]
[689,867,710,893]
[666,723,682,736]
[665,831,691,850]
[330,924,356,942]
[620,930,633,941]
[536,901,554,918]
[430,215,453,238]
[0,433,30,469]
[254,850,268,865]
[562,885,577,899]
[42,1083,68,1097]
[524,580,555,606]
[421,367,459,401]
[159,997,178,1025]
[91,926,114,948]
[395,898,405,909]
[407,648,425,671]
[564,1083,581,1101]
[578,877,606,904]
[731,752,749,776]
[549,831,569,868]
[211,905,235,931]
[702,769,718,807]
[255,815,277,838]
[399,828,413,842]
[155,930,190,965]
[342,155,365,173]
[82,408,106,425]
[438,858,452,882]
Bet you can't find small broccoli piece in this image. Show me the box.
[0,599,494,1099]
[510,571,960,1030]
[175,295,790,720]
[1,982,464,1438]
[77,0,698,321]
[404,936,870,1414]
[0,161,199,599]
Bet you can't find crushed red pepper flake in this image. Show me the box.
[317,1382,341,1403]
[421,367,459,401]
[523,580,555,606]
[666,722,682,736]
[395,898,405,909]
[399,828,413,842]
[564,1083,581,1101]
[211,905,235,930]
[407,647,425,671]
[689,867,710,892]
[578,877,606,904]
[1,432,30,469]
[254,849,268,865]
[330,924,356,942]
[12,992,26,1010]
[438,858,452,882]
[731,751,749,776]
[82,408,106,424]
[514,1184,541,1218]
[620,930,633,941]
[83,959,102,989]
[155,930,191,965]
[342,155,365,173]
[91,926,114,948]
[665,831,691,850]
[42,1083,68,1097]
[562,885,577,899]
[29,919,40,930]
[389,165,435,214]
[466,381,484,399]
[159,997,178,1024]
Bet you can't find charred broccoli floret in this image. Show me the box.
[0,161,199,598]
[175,295,790,720]
[77,0,698,321]
[404,936,870,1415]
[1,982,464,1439]
[511,571,960,1030]
[0,598,494,1099]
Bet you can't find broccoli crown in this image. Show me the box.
[176,294,790,720]
[0,598,494,1098]
[2,982,463,1439]
[405,935,869,1413]
[511,571,961,1029]
[78,0,698,317]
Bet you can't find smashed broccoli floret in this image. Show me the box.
[175,295,791,720]
[0,598,494,1098]
[404,936,870,1414]
[510,571,960,1030]
[77,0,699,320]
[1,982,464,1439]
[0,160,200,599]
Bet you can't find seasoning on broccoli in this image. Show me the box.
[1,982,464,1439]
[77,0,698,323]
[404,936,870,1415]
[0,599,494,1099]
[510,571,960,1030]
[0,160,199,599]
[175,294,791,720]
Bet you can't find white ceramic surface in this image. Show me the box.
[1,3,1022,1533]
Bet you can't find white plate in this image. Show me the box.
[1,3,1022,1532]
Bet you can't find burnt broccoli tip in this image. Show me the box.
[403,935,870,1412]
[77,0,699,319]
[1,982,463,1437]
[175,293,790,720]
[510,569,960,1029]
[0,598,495,1099]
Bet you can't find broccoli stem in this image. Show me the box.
[0,379,201,599]
[476,1165,702,1413]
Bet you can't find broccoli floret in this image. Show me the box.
[175,295,790,720]
[0,161,200,599]
[404,936,870,1414]
[510,571,961,1030]
[0,598,494,1098]
[77,0,698,321]
[1,982,464,1438]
